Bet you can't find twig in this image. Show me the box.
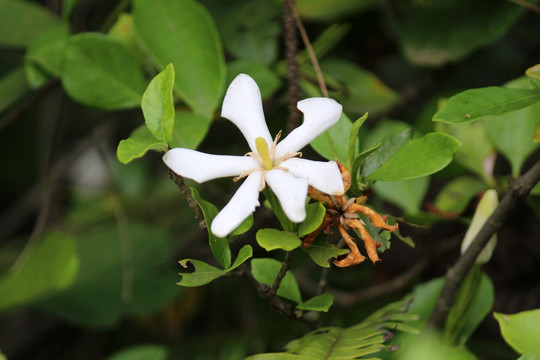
[168,170,206,230]
[428,160,540,328]
[508,0,540,15]
[283,0,300,134]
[288,0,328,98]
[272,251,295,293]
[317,267,330,295]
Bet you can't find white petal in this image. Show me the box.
[280,158,344,195]
[163,148,261,183]
[221,74,273,153]
[275,97,342,158]
[211,172,262,237]
[265,169,308,223]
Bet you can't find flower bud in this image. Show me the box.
[460,189,498,264]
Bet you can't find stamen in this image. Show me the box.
[245,151,263,164]
[255,137,273,170]
[233,168,262,182]
[274,151,302,165]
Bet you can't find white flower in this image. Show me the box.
[163,74,345,237]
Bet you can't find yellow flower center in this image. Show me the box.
[255,137,273,170]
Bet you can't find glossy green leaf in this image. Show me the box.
[368,132,461,181]
[435,119,494,180]
[311,113,354,163]
[35,224,181,327]
[394,0,524,66]
[116,125,168,164]
[434,176,486,214]
[361,128,414,178]
[297,294,334,312]
[170,110,213,150]
[256,229,301,252]
[133,0,225,118]
[61,33,146,110]
[322,59,398,116]
[0,0,61,48]
[486,78,540,177]
[142,63,175,144]
[0,67,31,115]
[106,345,168,360]
[297,202,326,238]
[251,258,302,303]
[433,87,540,124]
[373,177,429,214]
[191,188,231,268]
[227,60,281,100]
[303,237,348,268]
[346,113,368,170]
[178,245,252,287]
[24,23,69,88]
[495,309,540,355]
[0,232,79,311]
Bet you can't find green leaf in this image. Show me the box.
[116,125,168,164]
[433,176,487,214]
[297,294,334,312]
[486,78,540,177]
[219,0,281,65]
[296,0,376,21]
[61,33,146,110]
[433,87,540,124]
[178,259,224,287]
[106,345,168,360]
[226,60,281,100]
[0,0,61,48]
[394,0,524,66]
[35,224,181,327]
[297,202,326,237]
[230,214,254,237]
[178,245,252,287]
[191,188,231,269]
[495,309,540,355]
[24,23,69,88]
[368,132,461,181]
[311,113,354,163]
[322,59,398,116]
[518,355,540,360]
[435,119,494,181]
[170,110,213,150]
[133,0,225,118]
[249,300,419,359]
[0,67,31,115]
[263,189,295,232]
[303,237,348,268]
[346,113,368,170]
[444,266,494,346]
[63,0,79,19]
[0,232,79,311]
[142,63,175,144]
[361,128,414,178]
[373,177,429,214]
[256,229,301,252]
[251,258,302,303]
